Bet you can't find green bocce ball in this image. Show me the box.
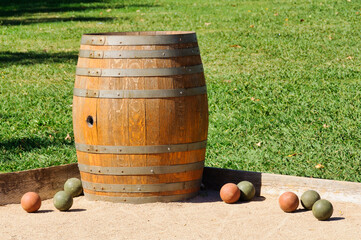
[301,190,321,210]
[64,178,83,197]
[53,191,73,211]
[237,181,256,201]
[312,199,333,221]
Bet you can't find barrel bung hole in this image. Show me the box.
[86,115,94,127]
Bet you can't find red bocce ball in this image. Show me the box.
[279,191,299,213]
[21,192,41,213]
[220,183,241,204]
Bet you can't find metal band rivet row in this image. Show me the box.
[79,47,200,59]
[75,141,207,154]
[73,86,207,99]
[81,179,201,193]
[76,64,203,77]
[83,192,199,204]
[81,33,197,46]
[78,161,204,176]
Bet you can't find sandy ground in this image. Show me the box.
[1,190,360,240]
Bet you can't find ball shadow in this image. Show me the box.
[231,196,267,205]
[293,208,309,213]
[33,210,54,214]
[66,208,87,212]
[327,217,345,222]
[252,196,266,202]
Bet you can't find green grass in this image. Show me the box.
[0,0,360,182]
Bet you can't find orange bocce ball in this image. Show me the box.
[21,192,41,213]
[279,191,299,212]
[220,183,241,203]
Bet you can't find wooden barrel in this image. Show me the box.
[72,31,208,203]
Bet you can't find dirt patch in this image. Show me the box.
[1,190,360,240]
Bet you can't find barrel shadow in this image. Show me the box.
[187,189,222,203]
[185,167,264,203]
[202,167,263,196]
[186,190,267,204]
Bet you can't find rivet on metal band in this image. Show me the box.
[73,86,207,99]
[81,179,202,193]
[78,47,200,59]
[76,64,203,77]
[78,161,204,175]
[81,33,197,46]
[75,141,207,154]
[83,191,199,204]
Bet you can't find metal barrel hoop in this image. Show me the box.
[81,32,197,46]
[75,141,207,155]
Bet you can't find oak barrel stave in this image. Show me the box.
[73,31,208,203]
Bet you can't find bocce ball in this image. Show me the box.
[21,192,41,213]
[279,191,299,212]
[53,191,73,211]
[301,190,321,210]
[237,181,256,201]
[220,183,240,203]
[64,178,83,197]
[312,199,333,221]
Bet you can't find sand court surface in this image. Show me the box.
[1,190,360,240]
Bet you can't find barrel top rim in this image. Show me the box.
[82,31,196,37]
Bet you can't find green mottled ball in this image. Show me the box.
[64,178,83,197]
[237,181,256,201]
[312,199,333,221]
[53,191,73,211]
[301,190,321,210]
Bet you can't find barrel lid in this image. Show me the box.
[81,31,198,46]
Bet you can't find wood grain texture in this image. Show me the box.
[73,32,208,202]
[80,169,203,185]
[0,164,80,206]
[83,187,200,197]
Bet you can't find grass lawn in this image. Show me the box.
[0,0,360,182]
